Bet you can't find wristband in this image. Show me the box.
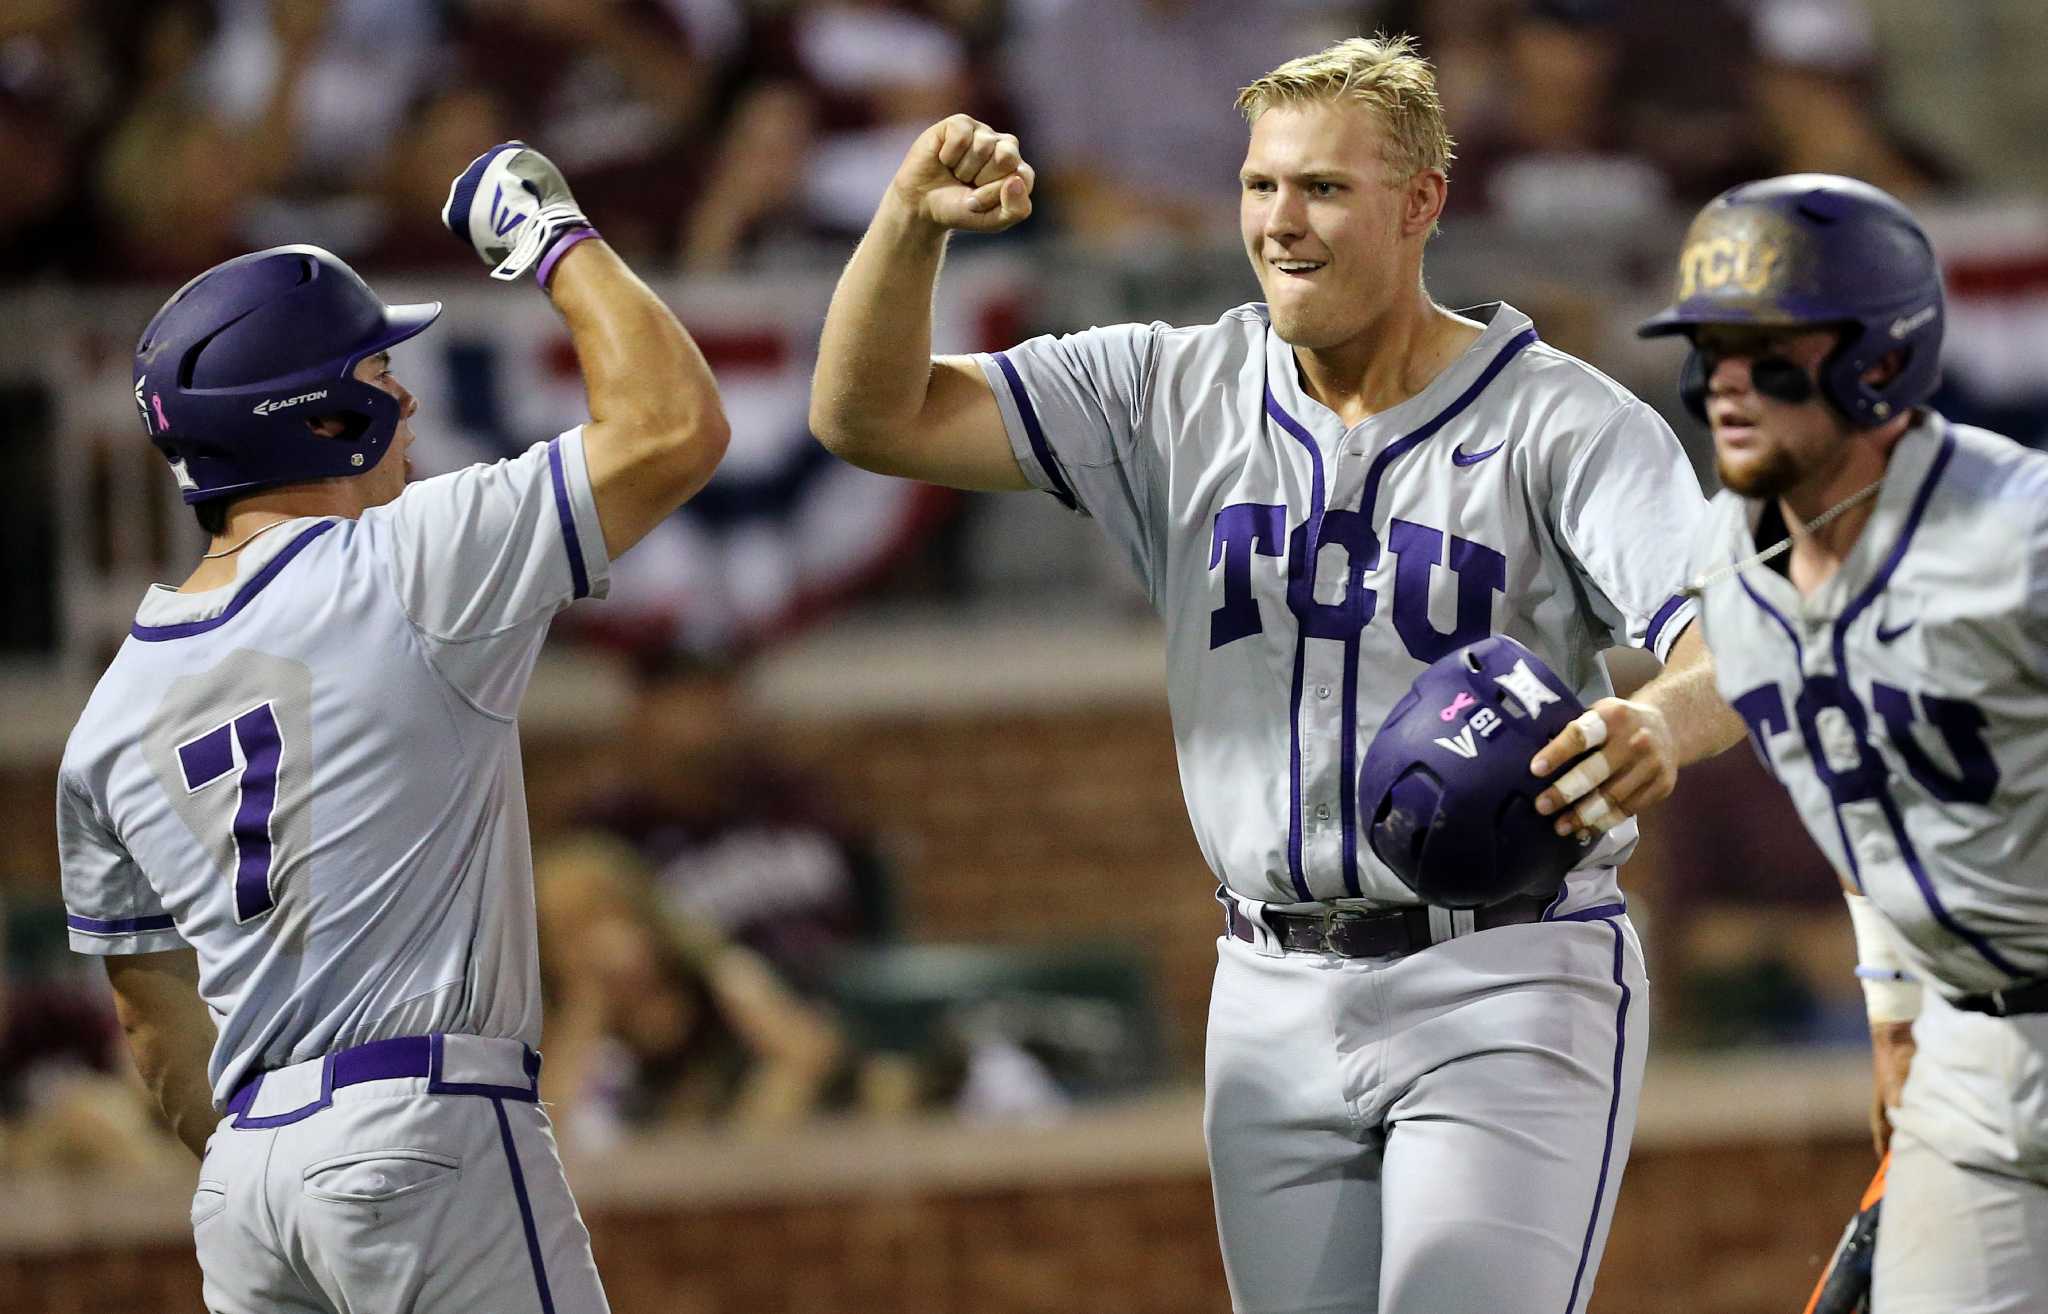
[536,225,600,290]
[1847,891,1922,1023]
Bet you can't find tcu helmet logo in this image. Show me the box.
[1208,506,1507,662]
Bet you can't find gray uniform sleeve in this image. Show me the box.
[59,771,185,956]
[2024,483,2048,655]
[376,427,612,718]
[1554,399,1704,660]
[974,324,1163,597]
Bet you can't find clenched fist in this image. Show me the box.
[889,115,1036,234]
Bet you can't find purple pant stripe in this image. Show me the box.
[1564,917,1630,1314]
[492,1097,557,1314]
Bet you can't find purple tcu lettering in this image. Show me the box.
[1871,682,1998,805]
[1208,503,1285,648]
[1733,678,1998,805]
[1207,504,1507,662]
[1387,518,1507,664]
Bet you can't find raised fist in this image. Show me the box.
[442,141,597,285]
[890,115,1035,235]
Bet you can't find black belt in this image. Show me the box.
[1953,978,2048,1017]
[1223,892,1552,958]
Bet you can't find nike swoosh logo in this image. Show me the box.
[1876,618,1916,643]
[1451,443,1504,467]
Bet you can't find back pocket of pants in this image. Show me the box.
[190,1180,228,1227]
[302,1149,460,1204]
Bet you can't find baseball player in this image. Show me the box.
[808,35,1744,1314]
[1646,174,2048,1313]
[56,142,729,1313]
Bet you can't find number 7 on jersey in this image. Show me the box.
[177,703,285,922]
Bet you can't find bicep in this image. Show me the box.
[580,412,728,558]
[831,357,1032,492]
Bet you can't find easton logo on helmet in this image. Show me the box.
[1890,305,1937,339]
[251,390,331,417]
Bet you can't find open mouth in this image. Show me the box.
[1270,258,1326,277]
[1711,413,1760,444]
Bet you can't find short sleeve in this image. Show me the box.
[59,775,184,956]
[376,428,611,716]
[2022,485,2048,656]
[1555,400,1706,660]
[975,324,1161,594]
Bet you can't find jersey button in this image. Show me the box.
[1315,804,1331,820]
[1316,685,1332,699]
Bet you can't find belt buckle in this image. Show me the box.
[1315,906,1351,956]
[1991,988,2009,1017]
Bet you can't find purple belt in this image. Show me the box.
[226,1034,540,1129]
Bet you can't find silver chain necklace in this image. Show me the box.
[199,519,293,560]
[1682,476,1886,599]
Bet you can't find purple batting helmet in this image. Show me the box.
[1638,174,1943,428]
[1358,635,1591,908]
[133,245,441,503]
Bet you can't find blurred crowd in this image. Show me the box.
[4,0,2045,288]
[6,0,2048,1168]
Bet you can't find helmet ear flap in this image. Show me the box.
[1820,324,1921,427]
[1679,348,1708,422]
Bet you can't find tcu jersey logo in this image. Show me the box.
[1734,677,1998,805]
[1208,504,1506,662]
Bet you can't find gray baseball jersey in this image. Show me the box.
[58,429,608,1105]
[1690,412,2048,1314]
[1687,413,2048,998]
[976,301,1702,911]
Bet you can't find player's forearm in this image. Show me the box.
[810,197,952,462]
[128,1025,218,1159]
[106,955,220,1159]
[1633,624,1747,766]
[549,240,730,506]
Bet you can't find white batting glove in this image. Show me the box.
[442,141,599,286]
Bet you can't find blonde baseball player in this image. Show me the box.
[808,34,1743,1314]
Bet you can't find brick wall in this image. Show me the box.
[765,705,1221,1071]
[0,1132,1877,1314]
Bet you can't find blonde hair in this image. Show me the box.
[1236,34,1456,179]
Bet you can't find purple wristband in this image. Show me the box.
[536,225,600,289]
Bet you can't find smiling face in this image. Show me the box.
[1694,325,1846,498]
[1240,100,1439,353]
